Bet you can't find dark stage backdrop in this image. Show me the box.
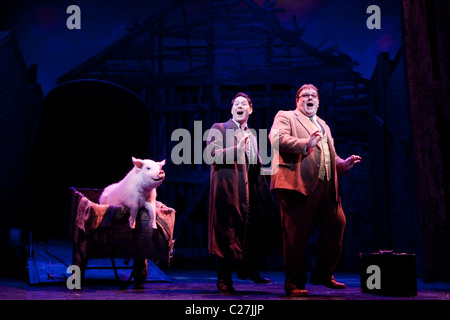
[29,79,150,239]
[1,0,449,281]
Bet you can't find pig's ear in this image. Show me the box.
[159,159,166,167]
[132,157,144,169]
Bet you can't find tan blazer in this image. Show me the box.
[269,109,345,201]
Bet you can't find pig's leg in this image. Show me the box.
[128,207,138,229]
[144,201,157,229]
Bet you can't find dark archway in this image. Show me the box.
[29,79,150,240]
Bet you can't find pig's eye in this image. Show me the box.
[146,167,151,170]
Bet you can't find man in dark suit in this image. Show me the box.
[269,84,361,297]
[206,92,276,293]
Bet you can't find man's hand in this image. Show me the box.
[306,130,322,150]
[343,155,362,171]
[237,130,251,149]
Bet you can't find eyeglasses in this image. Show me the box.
[300,93,318,99]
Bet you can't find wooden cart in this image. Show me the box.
[69,187,175,284]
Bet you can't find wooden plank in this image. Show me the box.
[27,257,40,285]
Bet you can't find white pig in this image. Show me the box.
[99,157,166,229]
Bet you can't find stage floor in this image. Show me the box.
[1,240,449,301]
[1,269,450,301]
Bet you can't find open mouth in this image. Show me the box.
[307,102,314,107]
[237,110,244,115]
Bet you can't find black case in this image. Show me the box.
[360,250,417,297]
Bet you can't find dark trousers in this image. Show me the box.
[217,182,263,284]
[217,256,234,285]
[275,179,346,292]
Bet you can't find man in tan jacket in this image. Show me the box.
[269,84,361,296]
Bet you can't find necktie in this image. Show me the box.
[310,117,324,134]
[242,126,251,161]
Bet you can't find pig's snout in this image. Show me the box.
[153,170,165,181]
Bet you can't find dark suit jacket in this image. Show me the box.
[269,109,346,202]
